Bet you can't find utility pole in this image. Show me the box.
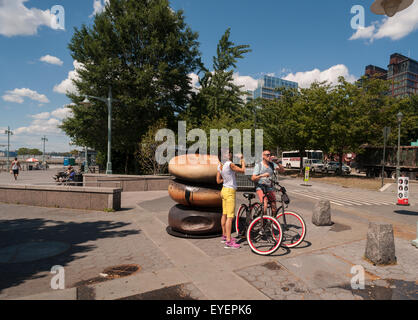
[41,136,48,170]
[4,127,13,169]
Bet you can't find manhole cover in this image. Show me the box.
[0,241,70,263]
[73,264,141,287]
[262,262,281,270]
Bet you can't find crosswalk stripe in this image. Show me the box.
[289,191,354,206]
[288,190,392,206]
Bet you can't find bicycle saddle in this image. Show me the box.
[243,193,256,200]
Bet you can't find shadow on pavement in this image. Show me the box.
[394,210,418,216]
[0,218,140,293]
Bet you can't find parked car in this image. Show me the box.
[304,159,325,173]
[324,161,351,175]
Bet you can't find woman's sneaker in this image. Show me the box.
[224,240,240,249]
[221,236,237,243]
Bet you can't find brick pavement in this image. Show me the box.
[1,189,417,300]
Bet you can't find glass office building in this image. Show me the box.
[251,75,298,100]
[387,53,418,98]
[362,53,418,98]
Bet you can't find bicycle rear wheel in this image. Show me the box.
[246,216,283,255]
[235,203,261,237]
[235,204,248,237]
[276,210,306,248]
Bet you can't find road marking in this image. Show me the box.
[288,190,393,207]
[289,191,352,206]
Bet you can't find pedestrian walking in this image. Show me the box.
[10,158,21,181]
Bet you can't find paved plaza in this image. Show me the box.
[0,171,417,300]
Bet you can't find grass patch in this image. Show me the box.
[307,175,394,191]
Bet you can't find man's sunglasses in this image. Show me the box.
[264,154,271,157]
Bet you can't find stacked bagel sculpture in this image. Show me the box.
[167,154,223,237]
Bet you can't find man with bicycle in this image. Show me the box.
[251,150,285,214]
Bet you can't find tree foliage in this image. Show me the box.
[183,28,251,126]
[60,0,201,173]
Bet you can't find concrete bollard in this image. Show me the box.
[312,199,332,226]
[412,221,418,248]
[365,222,396,265]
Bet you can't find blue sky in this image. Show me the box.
[0,0,417,152]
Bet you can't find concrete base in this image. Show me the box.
[0,184,121,211]
[84,174,171,192]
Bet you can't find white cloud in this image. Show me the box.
[283,65,357,89]
[90,0,110,17]
[40,55,63,66]
[188,72,259,93]
[15,106,73,136]
[53,61,84,95]
[232,72,258,92]
[188,73,200,89]
[51,106,73,120]
[2,88,49,104]
[31,112,50,120]
[349,25,377,41]
[350,2,418,41]
[14,118,61,135]
[3,94,24,103]
[0,0,57,37]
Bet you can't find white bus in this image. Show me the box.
[282,150,324,169]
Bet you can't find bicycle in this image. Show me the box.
[262,175,306,248]
[246,185,283,256]
[235,193,260,238]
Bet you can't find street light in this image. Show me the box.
[81,86,120,175]
[396,111,404,180]
[371,0,414,17]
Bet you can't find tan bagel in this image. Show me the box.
[168,179,222,207]
[169,154,219,184]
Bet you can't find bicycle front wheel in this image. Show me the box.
[276,210,306,248]
[246,216,283,255]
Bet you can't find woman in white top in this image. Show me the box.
[216,150,245,249]
[10,158,21,181]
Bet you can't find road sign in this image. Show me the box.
[397,177,410,206]
[304,167,310,182]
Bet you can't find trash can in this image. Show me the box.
[28,165,33,171]
[63,158,69,166]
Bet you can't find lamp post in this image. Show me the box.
[371,0,414,17]
[42,135,48,170]
[396,111,404,180]
[84,146,89,174]
[81,86,119,175]
[4,126,13,169]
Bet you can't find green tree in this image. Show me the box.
[60,0,201,174]
[17,148,31,155]
[184,28,251,125]
[136,119,169,175]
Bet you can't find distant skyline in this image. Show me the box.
[1,0,418,152]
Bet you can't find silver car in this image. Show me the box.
[324,161,351,175]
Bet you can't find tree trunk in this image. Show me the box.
[299,149,305,175]
[338,151,344,176]
[125,153,129,175]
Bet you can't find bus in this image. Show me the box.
[282,150,324,169]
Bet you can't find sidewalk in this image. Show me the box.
[1,190,417,300]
